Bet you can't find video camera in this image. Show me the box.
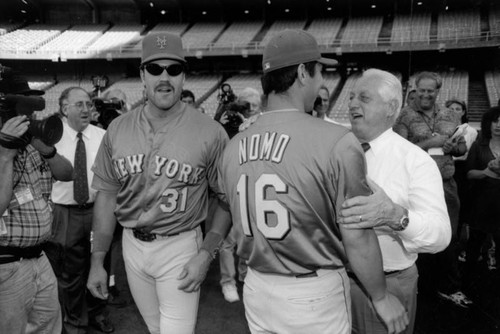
[0,94,63,149]
[93,98,124,130]
[217,83,237,105]
[222,101,251,139]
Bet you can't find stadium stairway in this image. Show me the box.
[468,72,490,123]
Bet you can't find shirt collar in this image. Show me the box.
[64,120,90,141]
[365,128,394,157]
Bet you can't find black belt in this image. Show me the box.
[58,203,94,210]
[295,271,318,278]
[384,269,402,276]
[0,244,45,264]
[132,228,181,242]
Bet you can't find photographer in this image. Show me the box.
[214,82,237,122]
[0,68,73,333]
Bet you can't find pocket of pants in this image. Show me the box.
[0,261,21,285]
[287,288,336,305]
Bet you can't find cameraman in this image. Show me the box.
[0,70,73,333]
[214,83,237,122]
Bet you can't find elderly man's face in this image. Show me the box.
[348,75,393,143]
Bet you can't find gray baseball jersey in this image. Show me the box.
[92,104,228,235]
[218,111,371,276]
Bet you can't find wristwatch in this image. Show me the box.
[392,208,409,231]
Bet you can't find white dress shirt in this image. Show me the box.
[51,121,105,205]
[365,129,451,271]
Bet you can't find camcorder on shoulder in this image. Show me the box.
[0,94,63,149]
[93,98,123,130]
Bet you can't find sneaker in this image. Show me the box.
[222,283,240,303]
[437,291,473,308]
[458,250,466,262]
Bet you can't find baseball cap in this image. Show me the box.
[141,32,186,65]
[0,66,44,96]
[262,29,337,73]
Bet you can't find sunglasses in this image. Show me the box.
[142,63,184,76]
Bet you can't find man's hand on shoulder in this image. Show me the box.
[339,179,404,230]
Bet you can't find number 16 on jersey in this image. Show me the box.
[236,173,291,240]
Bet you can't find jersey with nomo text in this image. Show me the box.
[218,111,371,276]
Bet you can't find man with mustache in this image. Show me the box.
[87,32,231,334]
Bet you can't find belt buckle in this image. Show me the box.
[133,229,156,242]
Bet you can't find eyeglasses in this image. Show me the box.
[65,101,94,110]
[141,63,184,76]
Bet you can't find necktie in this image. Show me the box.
[74,132,89,205]
[361,142,371,152]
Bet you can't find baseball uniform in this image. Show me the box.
[92,103,228,333]
[218,110,371,333]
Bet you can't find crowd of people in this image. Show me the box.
[0,27,499,334]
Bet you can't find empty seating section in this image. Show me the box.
[183,75,222,117]
[126,22,191,50]
[42,79,95,114]
[259,20,306,46]
[86,24,143,53]
[181,22,225,50]
[307,18,343,45]
[214,21,263,48]
[437,10,480,40]
[341,17,383,46]
[37,25,108,54]
[391,13,431,44]
[485,71,500,107]
[0,22,24,36]
[489,8,500,34]
[28,80,54,91]
[330,73,360,123]
[323,72,341,104]
[103,78,144,108]
[0,24,67,53]
[436,71,469,107]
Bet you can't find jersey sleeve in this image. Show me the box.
[206,125,229,196]
[91,131,121,193]
[329,132,371,211]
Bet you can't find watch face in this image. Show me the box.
[401,217,409,229]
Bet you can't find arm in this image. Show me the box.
[177,201,232,292]
[0,152,15,214]
[87,190,117,300]
[340,152,451,254]
[31,138,73,181]
[0,116,29,213]
[341,227,409,334]
[443,136,466,157]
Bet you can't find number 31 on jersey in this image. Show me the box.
[236,173,290,240]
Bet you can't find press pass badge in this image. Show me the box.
[15,187,34,205]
